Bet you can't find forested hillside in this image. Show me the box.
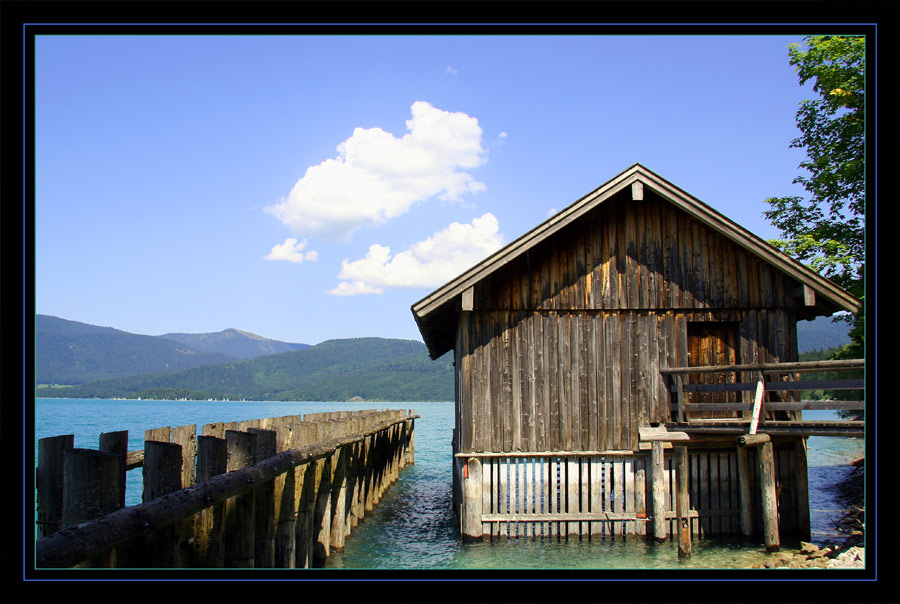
[36,315,233,385]
[36,315,309,385]
[36,337,455,402]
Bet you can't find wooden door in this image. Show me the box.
[687,322,741,419]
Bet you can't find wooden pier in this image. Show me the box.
[35,408,416,568]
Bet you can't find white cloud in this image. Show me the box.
[445,66,459,75]
[265,101,487,243]
[327,280,384,296]
[264,238,319,263]
[328,213,504,295]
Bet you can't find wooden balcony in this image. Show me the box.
[661,359,864,437]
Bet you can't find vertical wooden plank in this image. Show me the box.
[459,312,473,453]
[624,457,635,538]
[548,457,558,540]
[603,458,613,540]
[579,315,591,451]
[37,434,75,539]
[98,431,128,511]
[636,312,649,439]
[650,441,667,542]
[563,458,575,539]
[60,449,122,567]
[608,314,621,451]
[558,314,571,451]
[245,429,277,566]
[635,456,647,536]
[548,313,560,451]
[481,456,494,541]
[613,457,625,539]
[620,313,634,450]
[523,314,535,453]
[794,438,811,541]
[536,312,548,452]
[511,314,523,453]
[482,316,493,453]
[170,424,197,490]
[194,435,227,567]
[224,430,257,567]
[140,441,185,567]
[570,314,582,451]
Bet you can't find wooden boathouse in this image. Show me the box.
[411,163,863,553]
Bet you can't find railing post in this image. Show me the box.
[748,371,765,435]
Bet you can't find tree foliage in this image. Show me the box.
[764,35,865,357]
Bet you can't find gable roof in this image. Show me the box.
[411,163,862,359]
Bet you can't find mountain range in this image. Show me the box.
[35,315,308,386]
[35,315,453,402]
[33,314,848,402]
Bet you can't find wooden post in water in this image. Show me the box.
[675,446,691,558]
[273,422,297,568]
[36,434,74,539]
[194,435,227,567]
[650,441,667,542]
[61,448,123,567]
[758,440,780,552]
[460,457,483,542]
[312,455,332,566]
[330,443,349,551]
[294,423,317,569]
[794,438,811,541]
[224,430,257,567]
[99,431,128,509]
[141,440,184,567]
[407,413,415,466]
[248,428,277,568]
[736,445,755,538]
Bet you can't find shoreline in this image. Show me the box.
[754,457,864,569]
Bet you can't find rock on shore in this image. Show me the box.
[754,541,864,568]
[753,457,864,569]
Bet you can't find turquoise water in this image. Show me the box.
[32,399,864,570]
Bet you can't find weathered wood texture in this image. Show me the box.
[456,440,808,543]
[35,409,416,569]
[454,192,807,454]
[468,191,801,313]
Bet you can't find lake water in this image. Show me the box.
[32,399,864,571]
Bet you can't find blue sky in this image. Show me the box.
[34,34,820,345]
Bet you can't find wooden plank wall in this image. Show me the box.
[455,191,802,454]
[470,190,797,313]
[456,308,796,452]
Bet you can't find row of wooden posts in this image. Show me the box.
[35,408,416,568]
[457,431,786,557]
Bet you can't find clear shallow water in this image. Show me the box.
[32,399,864,570]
